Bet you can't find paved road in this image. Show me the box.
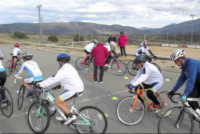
[0,44,199,133]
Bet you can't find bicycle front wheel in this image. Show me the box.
[0,87,13,118]
[111,60,126,76]
[5,60,13,76]
[75,106,108,134]
[17,85,25,110]
[126,60,138,76]
[28,102,50,134]
[158,106,194,134]
[75,57,87,70]
[116,96,145,125]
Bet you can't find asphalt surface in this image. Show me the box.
[0,44,199,133]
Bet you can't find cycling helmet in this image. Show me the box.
[93,39,98,43]
[170,49,185,61]
[22,52,33,60]
[133,54,146,64]
[14,43,20,47]
[57,53,70,63]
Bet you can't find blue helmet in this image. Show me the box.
[57,53,70,62]
[133,54,146,64]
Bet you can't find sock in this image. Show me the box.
[28,88,32,92]
[66,113,73,118]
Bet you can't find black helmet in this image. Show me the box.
[133,54,146,64]
[22,52,33,60]
[57,53,70,63]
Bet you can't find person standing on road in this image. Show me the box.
[118,32,127,57]
[91,42,110,83]
[168,49,200,117]
[108,33,117,53]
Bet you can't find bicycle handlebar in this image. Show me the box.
[14,76,23,84]
[170,93,182,103]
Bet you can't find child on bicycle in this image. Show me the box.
[127,54,164,112]
[0,50,7,106]
[104,42,118,68]
[14,52,43,98]
[168,49,200,117]
[12,43,21,64]
[37,53,84,125]
[83,39,98,62]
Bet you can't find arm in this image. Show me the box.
[172,71,186,92]
[14,63,25,77]
[148,50,156,57]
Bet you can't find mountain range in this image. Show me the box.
[0,18,199,35]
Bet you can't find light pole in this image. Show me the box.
[190,14,195,46]
[37,4,42,44]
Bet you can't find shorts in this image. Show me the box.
[58,90,77,102]
[24,77,34,84]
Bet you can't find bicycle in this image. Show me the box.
[116,87,174,126]
[27,88,108,134]
[5,53,22,76]
[158,93,200,133]
[88,54,127,76]
[14,77,56,116]
[0,86,13,118]
[75,55,93,71]
[127,56,161,76]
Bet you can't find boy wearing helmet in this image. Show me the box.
[12,43,21,63]
[14,52,43,97]
[127,54,164,112]
[168,49,200,116]
[38,53,84,125]
[83,39,98,62]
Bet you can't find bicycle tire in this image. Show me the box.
[152,62,161,72]
[75,106,108,134]
[17,85,25,110]
[27,101,50,134]
[126,60,138,76]
[155,91,175,117]
[111,60,126,76]
[75,57,87,70]
[0,87,13,118]
[116,96,145,125]
[158,106,194,134]
[5,60,13,76]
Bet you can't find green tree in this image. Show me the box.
[13,31,27,39]
[73,34,85,41]
[48,35,59,42]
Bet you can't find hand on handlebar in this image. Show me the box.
[168,91,174,98]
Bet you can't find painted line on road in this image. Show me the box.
[0,89,127,120]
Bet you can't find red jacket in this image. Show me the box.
[91,43,110,66]
[118,34,127,47]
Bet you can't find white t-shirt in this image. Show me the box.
[12,48,21,56]
[110,41,116,46]
[135,46,150,56]
[104,43,111,52]
[84,43,95,52]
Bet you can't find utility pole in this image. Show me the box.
[190,14,195,46]
[37,4,42,44]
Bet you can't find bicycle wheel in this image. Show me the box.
[158,106,193,133]
[152,62,161,72]
[126,60,138,76]
[28,102,50,134]
[111,60,126,76]
[155,91,175,117]
[0,87,13,118]
[116,96,145,125]
[5,60,13,76]
[75,57,87,70]
[17,85,25,110]
[75,106,108,134]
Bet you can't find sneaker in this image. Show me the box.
[154,105,161,113]
[64,115,77,125]
[1,100,7,109]
[56,116,65,121]
[195,109,200,117]
[99,81,103,84]
[94,80,98,83]
[27,91,34,98]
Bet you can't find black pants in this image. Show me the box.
[94,66,104,82]
[0,72,7,100]
[188,83,200,110]
[120,46,126,56]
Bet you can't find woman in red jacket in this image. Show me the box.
[91,42,110,83]
[118,32,127,57]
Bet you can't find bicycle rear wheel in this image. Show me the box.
[116,96,145,125]
[158,107,193,133]
[27,102,50,134]
[17,85,25,110]
[75,106,108,134]
[0,87,13,118]
[111,60,126,76]
[152,62,161,72]
[75,57,87,70]
[126,60,138,76]
[5,60,13,76]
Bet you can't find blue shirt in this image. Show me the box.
[172,58,200,96]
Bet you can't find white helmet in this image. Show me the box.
[170,49,185,61]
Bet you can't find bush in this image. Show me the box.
[13,31,27,39]
[48,35,59,42]
[73,34,84,41]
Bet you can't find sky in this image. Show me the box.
[0,0,199,28]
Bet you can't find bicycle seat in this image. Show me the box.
[75,91,84,97]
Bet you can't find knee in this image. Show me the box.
[146,90,154,97]
[54,98,60,105]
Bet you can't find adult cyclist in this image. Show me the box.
[168,49,200,116]
[83,39,98,62]
[14,52,43,97]
[37,53,84,125]
[12,43,21,64]
[127,54,164,112]
[135,40,157,62]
